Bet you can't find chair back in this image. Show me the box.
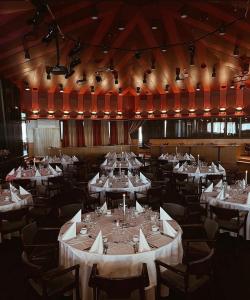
[0,207,29,222]
[162,203,187,222]
[21,222,38,246]
[204,218,219,240]
[173,173,189,182]
[188,248,214,277]
[59,203,83,220]
[89,263,149,300]
[210,205,239,221]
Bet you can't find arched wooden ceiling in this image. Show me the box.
[1,0,250,96]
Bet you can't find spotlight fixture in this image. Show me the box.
[68,40,82,57]
[196,83,201,91]
[151,20,158,30]
[102,46,109,54]
[118,87,122,94]
[42,23,57,43]
[233,44,240,57]
[91,6,99,20]
[180,6,188,19]
[212,65,216,77]
[24,81,30,91]
[95,72,102,83]
[219,24,226,35]
[24,48,31,59]
[175,68,181,81]
[134,51,141,60]
[59,84,64,93]
[161,46,167,53]
[165,84,169,93]
[136,87,141,94]
[230,80,235,89]
[91,86,95,94]
[65,69,75,79]
[118,23,125,31]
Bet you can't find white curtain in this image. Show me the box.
[33,128,60,156]
[84,119,93,146]
[101,121,110,146]
[68,120,77,147]
[117,121,124,145]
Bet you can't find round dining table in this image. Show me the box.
[201,185,250,240]
[88,172,151,201]
[158,153,195,164]
[58,209,183,300]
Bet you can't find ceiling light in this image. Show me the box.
[91,86,95,94]
[196,83,201,91]
[219,24,226,35]
[91,111,97,115]
[24,81,30,91]
[219,107,226,111]
[236,107,243,111]
[204,108,210,112]
[117,111,122,115]
[103,46,109,54]
[118,23,125,31]
[161,46,167,53]
[135,111,141,115]
[91,7,99,20]
[78,111,84,114]
[233,44,240,57]
[230,80,235,89]
[175,109,181,113]
[32,110,39,114]
[161,110,167,113]
[48,110,54,114]
[151,21,158,30]
[104,111,110,115]
[58,84,64,93]
[180,6,188,19]
[189,108,195,112]
[212,65,216,77]
[148,111,153,114]
[24,48,30,59]
[64,111,69,114]
[176,68,181,81]
[165,84,169,93]
[136,87,140,94]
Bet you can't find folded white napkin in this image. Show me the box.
[89,230,104,254]
[216,189,225,200]
[215,180,223,188]
[16,170,22,178]
[195,166,200,173]
[160,207,172,221]
[178,165,184,172]
[159,154,164,158]
[247,193,250,205]
[48,164,58,176]
[16,166,21,172]
[56,165,62,172]
[72,156,78,162]
[174,163,180,170]
[9,183,17,192]
[204,183,213,192]
[189,154,195,160]
[19,186,30,196]
[11,190,21,203]
[61,222,76,241]
[242,179,246,189]
[35,170,41,177]
[218,164,225,171]
[42,157,46,162]
[184,153,190,160]
[213,166,219,173]
[8,168,15,176]
[71,209,81,222]
[100,202,107,214]
[136,201,144,213]
[162,220,177,238]
[138,229,151,252]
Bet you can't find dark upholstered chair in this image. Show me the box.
[89,263,149,300]
[22,251,80,300]
[155,248,214,299]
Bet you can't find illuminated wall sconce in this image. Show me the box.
[204,108,210,112]
[189,108,195,112]
[104,111,110,115]
[161,110,167,113]
[135,111,141,115]
[219,107,226,112]
[91,111,97,115]
[175,109,181,113]
[32,110,39,114]
[117,111,122,115]
[236,107,243,111]
[78,111,84,114]
[48,110,54,114]
[148,110,153,114]
[63,111,69,114]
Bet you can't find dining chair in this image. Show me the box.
[162,202,188,224]
[209,205,248,240]
[88,263,149,300]
[182,218,219,261]
[205,174,224,186]
[21,222,59,269]
[183,193,208,223]
[13,178,37,196]
[0,207,29,241]
[22,251,80,300]
[105,191,130,209]
[59,203,83,223]
[155,248,214,299]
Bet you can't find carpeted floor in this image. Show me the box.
[0,234,250,300]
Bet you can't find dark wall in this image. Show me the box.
[0,79,22,156]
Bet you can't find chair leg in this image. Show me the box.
[155,283,161,300]
[75,285,80,300]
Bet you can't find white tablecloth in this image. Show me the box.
[173,165,225,181]
[58,211,183,300]
[159,153,195,164]
[101,157,143,171]
[88,173,151,201]
[201,186,250,239]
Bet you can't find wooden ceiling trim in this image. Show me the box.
[0,1,33,14]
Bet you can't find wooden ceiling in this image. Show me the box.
[1,0,250,98]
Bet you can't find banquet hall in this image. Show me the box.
[1,0,250,299]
